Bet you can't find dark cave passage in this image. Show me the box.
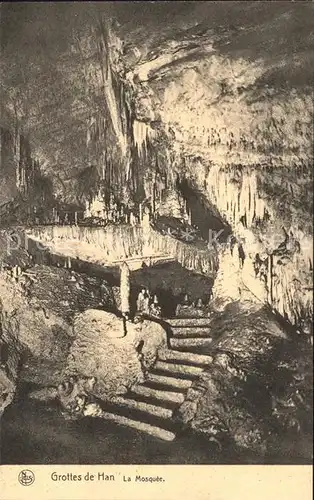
[177,178,232,243]
[131,261,214,317]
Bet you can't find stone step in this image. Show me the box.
[171,326,211,338]
[100,411,176,441]
[111,396,173,420]
[167,318,212,327]
[170,337,213,350]
[131,384,185,405]
[154,360,204,378]
[158,349,213,366]
[146,372,193,391]
[126,392,177,411]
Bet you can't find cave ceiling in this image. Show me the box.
[0,2,313,208]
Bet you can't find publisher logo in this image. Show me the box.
[18,470,35,486]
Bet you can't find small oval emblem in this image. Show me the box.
[18,470,35,486]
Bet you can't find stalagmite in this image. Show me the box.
[120,261,130,317]
[141,207,150,234]
[139,203,143,222]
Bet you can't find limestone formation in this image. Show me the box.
[174,301,312,456]
[0,3,312,464]
[66,310,167,399]
[120,261,131,317]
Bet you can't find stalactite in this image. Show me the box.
[133,120,157,159]
[96,21,129,161]
[15,130,20,189]
[27,224,218,279]
[206,165,269,230]
[200,161,312,327]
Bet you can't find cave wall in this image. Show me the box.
[121,10,313,331]
[202,164,313,328]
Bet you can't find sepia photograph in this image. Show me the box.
[0,0,313,469]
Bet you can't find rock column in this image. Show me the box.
[120,261,131,318]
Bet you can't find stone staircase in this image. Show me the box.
[167,317,214,353]
[99,317,214,441]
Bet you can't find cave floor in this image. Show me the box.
[0,399,220,465]
[1,399,311,465]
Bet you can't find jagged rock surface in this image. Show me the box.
[1,3,312,330]
[0,257,116,387]
[0,258,168,414]
[174,302,312,458]
[66,310,167,399]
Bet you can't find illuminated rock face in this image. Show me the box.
[120,20,312,329]
[26,225,218,277]
[198,165,313,327]
[67,310,167,399]
[113,7,312,331]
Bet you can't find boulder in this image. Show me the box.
[65,310,167,399]
[0,265,115,388]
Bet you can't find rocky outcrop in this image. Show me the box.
[65,310,167,399]
[0,253,168,415]
[0,231,34,413]
[0,323,20,417]
[26,310,168,423]
[0,261,115,388]
[174,301,312,458]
